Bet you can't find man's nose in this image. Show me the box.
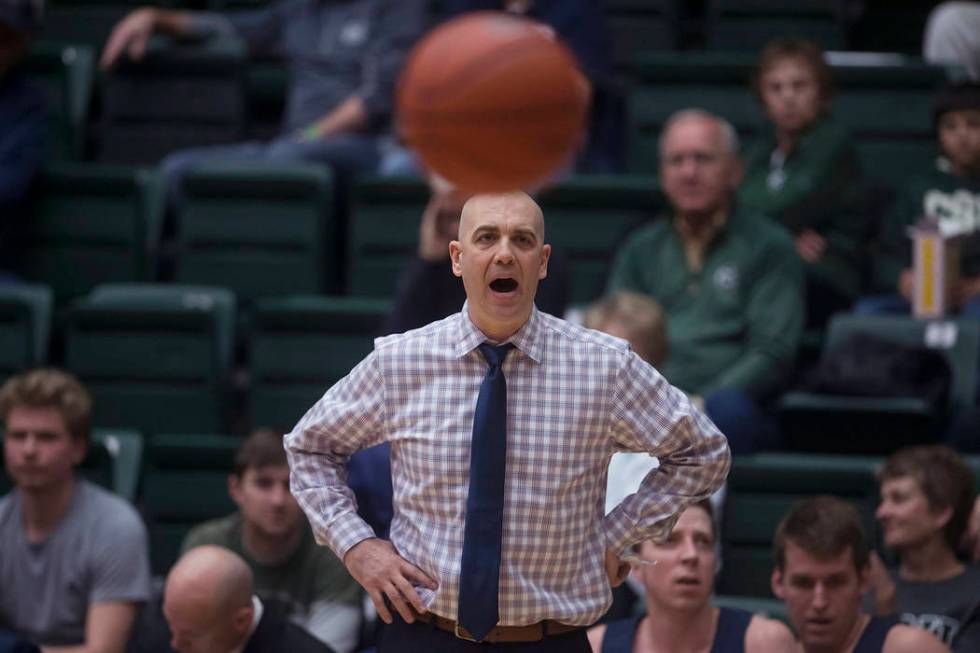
[494,239,516,263]
[811,584,829,609]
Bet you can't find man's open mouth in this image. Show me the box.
[490,278,518,292]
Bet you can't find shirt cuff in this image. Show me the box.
[323,513,378,561]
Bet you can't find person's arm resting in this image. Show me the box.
[41,602,138,653]
[602,352,731,556]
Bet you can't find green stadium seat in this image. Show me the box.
[717,453,881,598]
[248,295,391,430]
[65,284,236,435]
[0,284,52,383]
[604,0,679,67]
[347,177,430,298]
[22,163,163,304]
[0,428,138,500]
[140,433,238,574]
[705,0,847,52]
[713,595,789,624]
[41,0,168,52]
[173,163,338,300]
[536,176,660,303]
[23,41,94,161]
[779,315,980,454]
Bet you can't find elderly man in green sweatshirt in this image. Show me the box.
[608,109,804,453]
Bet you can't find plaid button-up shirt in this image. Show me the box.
[285,306,730,626]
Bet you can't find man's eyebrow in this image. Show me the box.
[472,224,500,234]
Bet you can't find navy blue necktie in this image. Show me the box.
[457,343,514,642]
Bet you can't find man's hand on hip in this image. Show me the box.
[344,538,438,624]
[604,547,631,588]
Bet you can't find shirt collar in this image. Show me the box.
[455,302,543,364]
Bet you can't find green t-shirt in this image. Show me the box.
[874,165,980,292]
[739,115,866,299]
[608,209,803,399]
[181,513,362,616]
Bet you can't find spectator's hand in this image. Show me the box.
[898,268,915,302]
[795,229,826,263]
[100,8,158,69]
[868,551,897,615]
[953,276,980,307]
[960,496,980,563]
[344,537,437,624]
[604,547,631,588]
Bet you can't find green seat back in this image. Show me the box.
[175,164,337,300]
[706,1,846,52]
[140,433,239,574]
[536,176,661,303]
[0,284,52,383]
[605,0,678,67]
[66,284,236,435]
[347,177,430,297]
[41,0,165,52]
[249,295,391,430]
[23,41,94,160]
[23,164,162,304]
[718,453,880,598]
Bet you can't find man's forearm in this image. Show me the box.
[308,96,369,139]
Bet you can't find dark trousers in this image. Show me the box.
[376,615,591,653]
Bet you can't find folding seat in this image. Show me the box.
[23,41,94,160]
[248,295,390,431]
[780,315,979,454]
[21,163,162,303]
[0,284,52,383]
[347,177,430,298]
[140,433,239,574]
[705,0,847,52]
[536,176,661,304]
[172,163,338,301]
[65,283,236,435]
[717,453,880,597]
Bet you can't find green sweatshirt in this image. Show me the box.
[608,209,803,399]
[739,115,865,300]
[874,164,980,292]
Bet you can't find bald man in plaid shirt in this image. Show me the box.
[285,192,731,652]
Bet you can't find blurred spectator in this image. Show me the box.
[924,2,980,80]
[739,37,865,327]
[130,546,334,653]
[608,109,804,454]
[382,179,569,335]
[0,369,150,651]
[772,496,949,653]
[100,1,427,194]
[584,291,667,368]
[869,445,980,652]
[441,0,620,173]
[0,0,45,281]
[587,501,796,653]
[180,429,361,653]
[860,82,980,317]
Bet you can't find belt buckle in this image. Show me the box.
[454,623,479,642]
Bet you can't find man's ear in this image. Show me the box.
[771,568,786,600]
[233,604,254,636]
[538,243,551,280]
[449,241,463,278]
[858,563,871,595]
[228,473,244,508]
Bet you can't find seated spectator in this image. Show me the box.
[860,82,980,317]
[0,369,151,651]
[924,2,980,80]
[0,0,45,281]
[587,500,795,653]
[739,37,865,327]
[584,291,667,368]
[383,178,570,334]
[131,545,333,653]
[100,0,426,196]
[608,109,804,453]
[772,496,948,653]
[869,445,980,652]
[180,429,361,653]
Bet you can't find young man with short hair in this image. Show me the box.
[0,368,151,652]
[181,429,361,653]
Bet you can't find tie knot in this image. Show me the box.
[478,343,514,368]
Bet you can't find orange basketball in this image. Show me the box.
[397,12,588,193]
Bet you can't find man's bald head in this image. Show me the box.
[164,546,255,653]
[459,191,546,242]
